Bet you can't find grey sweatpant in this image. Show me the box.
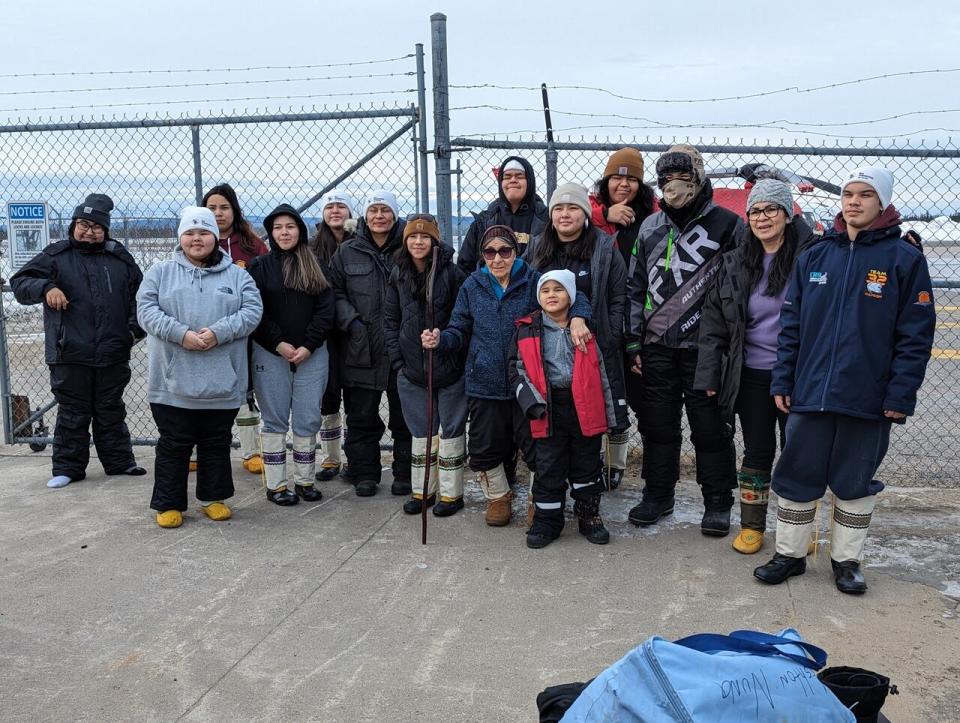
[396,372,467,439]
[252,342,328,436]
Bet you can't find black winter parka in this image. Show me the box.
[11,238,144,366]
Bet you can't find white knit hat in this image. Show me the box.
[362,190,399,218]
[537,269,577,306]
[842,166,894,209]
[320,191,355,217]
[177,206,218,239]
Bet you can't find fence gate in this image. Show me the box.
[0,106,422,447]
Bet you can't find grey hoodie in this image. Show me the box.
[137,248,263,410]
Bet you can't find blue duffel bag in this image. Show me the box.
[561,628,855,722]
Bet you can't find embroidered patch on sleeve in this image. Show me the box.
[916,290,932,305]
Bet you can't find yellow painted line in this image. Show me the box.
[938,322,960,329]
[932,349,960,359]
[937,306,960,312]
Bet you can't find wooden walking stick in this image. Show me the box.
[421,245,440,545]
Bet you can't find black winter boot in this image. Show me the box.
[831,559,867,595]
[628,495,675,527]
[575,497,610,545]
[701,493,734,536]
[403,495,435,514]
[526,509,563,549]
[754,553,806,584]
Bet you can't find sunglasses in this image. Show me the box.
[482,246,515,260]
[406,213,438,223]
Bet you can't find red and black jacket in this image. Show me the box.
[508,310,614,439]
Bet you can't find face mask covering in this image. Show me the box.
[661,179,698,209]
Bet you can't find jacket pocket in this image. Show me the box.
[345,323,373,369]
[164,349,239,400]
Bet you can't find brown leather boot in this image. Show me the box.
[485,491,514,526]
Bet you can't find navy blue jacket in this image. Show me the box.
[771,211,935,420]
[440,259,591,400]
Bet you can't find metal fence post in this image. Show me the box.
[0,290,14,445]
[415,43,430,215]
[430,13,452,243]
[190,125,203,205]
[542,84,558,200]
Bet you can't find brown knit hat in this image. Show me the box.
[603,147,645,181]
[480,224,519,251]
[403,215,441,244]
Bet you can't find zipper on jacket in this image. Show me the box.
[103,267,113,295]
[642,643,694,721]
[664,227,675,272]
[820,241,856,411]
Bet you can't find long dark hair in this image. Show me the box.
[201,183,261,255]
[310,222,352,266]
[742,220,799,297]
[530,221,599,271]
[394,224,441,299]
[594,176,657,222]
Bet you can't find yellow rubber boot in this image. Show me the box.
[242,455,264,474]
[202,502,232,521]
[732,528,764,554]
[156,510,183,528]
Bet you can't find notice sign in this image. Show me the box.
[6,201,50,272]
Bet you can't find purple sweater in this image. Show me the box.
[744,253,788,370]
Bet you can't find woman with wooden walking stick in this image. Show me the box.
[384,215,468,517]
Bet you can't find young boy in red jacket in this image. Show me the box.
[509,269,618,549]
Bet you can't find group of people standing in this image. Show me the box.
[11,143,936,595]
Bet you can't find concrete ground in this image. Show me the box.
[1,446,959,722]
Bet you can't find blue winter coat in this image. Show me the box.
[771,211,935,420]
[440,259,591,400]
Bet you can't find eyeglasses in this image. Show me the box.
[747,205,784,220]
[75,220,105,234]
[482,246,515,260]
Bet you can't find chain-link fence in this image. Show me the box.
[0,107,422,447]
[447,136,960,485]
[1,105,958,485]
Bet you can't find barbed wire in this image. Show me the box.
[0,54,416,80]
[0,90,418,114]
[0,72,416,98]
[450,105,960,131]
[450,68,960,104]
[454,123,960,141]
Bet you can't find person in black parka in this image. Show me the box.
[456,156,548,273]
[384,215,468,517]
[11,193,147,488]
[327,190,411,497]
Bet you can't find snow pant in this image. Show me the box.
[150,403,237,511]
[319,334,343,468]
[772,412,890,563]
[467,396,534,500]
[49,362,136,478]
[531,388,605,537]
[397,373,468,501]
[252,343,327,437]
[635,344,736,503]
[467,397,534,472]
[341,369,411,485]
[253,343,329,490]
[734,367,787,531]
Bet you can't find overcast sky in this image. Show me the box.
[4,0,960,144]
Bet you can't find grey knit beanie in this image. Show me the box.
[548,182,591,217]
[746,179,795,219]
